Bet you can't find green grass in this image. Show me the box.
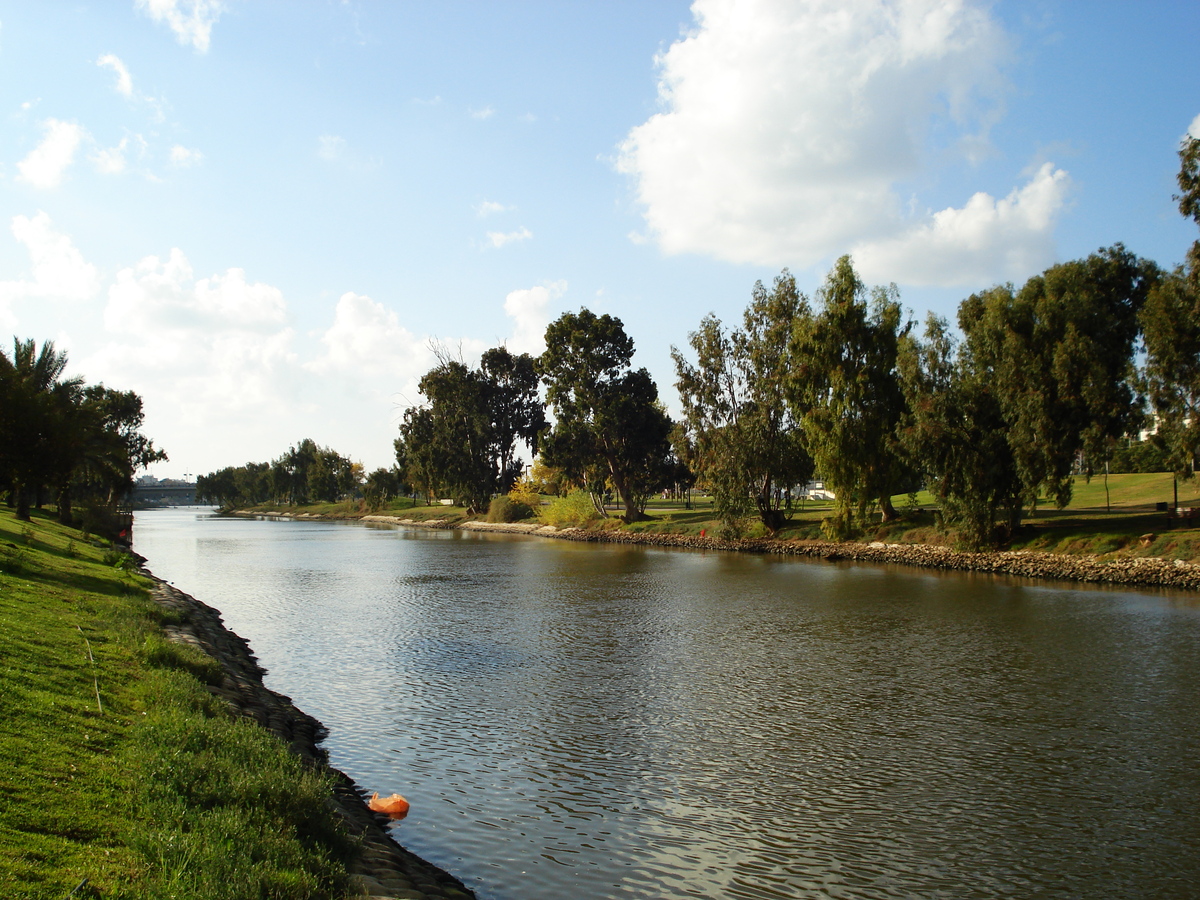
[0,508,356,899]
[232,472,1200,562]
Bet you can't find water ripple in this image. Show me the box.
[135,511,1200,900]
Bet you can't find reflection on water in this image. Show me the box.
[135,509,1200,900]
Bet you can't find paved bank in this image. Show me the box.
[379,517,1200,592]
[148,577,476,900]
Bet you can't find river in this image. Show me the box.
[133,508,1200,900]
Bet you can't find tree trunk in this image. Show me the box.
[879,493,898,522]
[57,486,74,527]
[15,484,31,522]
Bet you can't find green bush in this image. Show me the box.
[540,489,601,527]
[487,495,534,523]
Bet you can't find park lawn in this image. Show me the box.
[0,508,356,900]
[230,471,1200,562]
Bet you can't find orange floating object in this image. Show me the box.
[368,791,411,819]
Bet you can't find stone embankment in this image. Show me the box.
[454,521,1200,591]
[247,511,1200,590]
[148,578,476,900]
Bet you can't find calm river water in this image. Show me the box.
[133,508,1200,900]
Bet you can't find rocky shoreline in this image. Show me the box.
[354,515,1200,592]
[147,577,476,900]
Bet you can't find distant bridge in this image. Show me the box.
[131,483,197,507]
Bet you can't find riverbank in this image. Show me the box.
[229,510,1200,592]
[0,507,474,900]
[147,578,476,900]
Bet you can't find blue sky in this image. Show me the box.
[1,1,1197,478]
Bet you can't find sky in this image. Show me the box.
[1,0,1198,479]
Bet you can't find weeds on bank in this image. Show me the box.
[0,508,356,900]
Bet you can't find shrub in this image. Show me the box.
[540,489,601,527]
[487,495,534,523]
[507,478,542,511]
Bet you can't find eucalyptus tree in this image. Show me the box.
[788,256,911,534]
[538,309,673,523]
[898,314,1023,548]
[1143,130,1200,479]
[962,245,1154,514]
[394,346,544,512]
[479,346,546,493]
[673,270,812,534]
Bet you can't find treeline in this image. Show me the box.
[0,338,165,530]
[196,438,404,509]
[201,132,1200,549]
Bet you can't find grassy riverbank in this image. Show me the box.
[235,472,1200,563]
[0,508,355,899]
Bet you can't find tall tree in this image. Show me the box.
[897,314,1023,548]
[478,347,546,493]
[673,270,812,534]
[962,246,1154,512]
[393,347,544,513]
[538,309,673,523]
[1143,130,1200,479]
[0,339,165,522]
[788,256,911,534]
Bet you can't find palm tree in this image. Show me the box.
[0,339,83,520]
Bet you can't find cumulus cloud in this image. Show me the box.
[18,119,86,188]
[1188,113,1200,140]
[105,249,286,336]
[97,54,134,96]
[469,106,495,121]
[0,212,101,312]
[136,0,224,53]
[307,292,434,383]
[853,163,1070,285]
[169,144,204,167]
[503,281,565,356]
[618,0,1063,286]
[82,248,299,452]
[487,227,532,248]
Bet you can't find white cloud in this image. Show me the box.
[169,144,204,167]
[617,0,1062,286]
[82,248,299,465]
[97,54,134,97]
[92,138,129,175]
[469,105,495,121]
[136,0,224,53]
[503,281,565,356]
[0,212,100,310]
[1188,113,1200,140]
[317,134,347,161]
[18,119,86,189]
[105,249,286,336]
[487,227,532,248]
[475,200,510,218]
[307,292,434,384]
[853,163,1070,285]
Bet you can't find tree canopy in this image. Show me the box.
[788,257,912,534]
[538,309,673,523]
[393,345,545,513]
[0,338,165,524]
[673,271,812,534]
